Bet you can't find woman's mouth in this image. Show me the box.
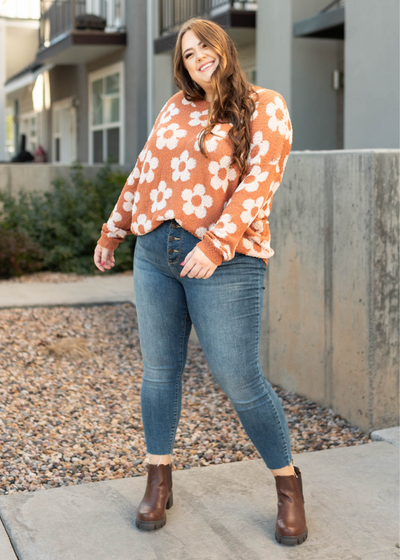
[199,60,215,72]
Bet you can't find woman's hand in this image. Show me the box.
[94,243,115,272]
[180,246,218,279]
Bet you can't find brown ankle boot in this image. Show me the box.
[274,465,308,546]
[135,463,173,531]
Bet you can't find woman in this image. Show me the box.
[94,17,307,546]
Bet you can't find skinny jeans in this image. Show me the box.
[133,219,293,470]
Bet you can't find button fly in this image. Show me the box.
[168,248,174,254]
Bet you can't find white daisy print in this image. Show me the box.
[194,124,228,152]
[160,103,179,125]
[195,222,216,238]
[122,191,134,212]
[281,154,289,173]
[127,166,140,185]
[250,101,259,122]
[268,180,281,197]
[140,150,159,184]
[236,166,269,193]
[156,123,187,150]
[133,214,152,235]
[189,109,209,127]
[266,95,292,140]
[208,155,237,192]
[150,180,172,212]
[139,149,146,162]
[243,236,274,258]
[106,204,126,239]
[156,209,176,222]
[240,196,264,224]
[212,238,233,261]
[252,218,264,234]
[211,214,237,239]
[181,184,213,219]
[182,97,197,108]
[171,150,197,182]
[249,131,270,165]
[131,191,140,216]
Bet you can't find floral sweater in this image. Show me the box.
[97,87,293,267]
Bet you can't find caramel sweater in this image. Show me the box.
[97,87,293,267]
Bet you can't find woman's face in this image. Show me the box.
[181,29,220,91]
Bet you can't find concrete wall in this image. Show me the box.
[345,0,400,149]
[261,150,399,434]
[0,163,131,197]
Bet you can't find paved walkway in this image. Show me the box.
[0,440,398,560]
[0,276,398,559]
[0,275,136,308]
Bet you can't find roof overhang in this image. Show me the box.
[154,9,256,54]
[4,62,55,95]
[293,6,344,39]
[36,30,127,65]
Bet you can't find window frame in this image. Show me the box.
[88,61,125,165]
[52,97,77,165]
[19,110,38,155]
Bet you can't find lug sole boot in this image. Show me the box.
[274,465,308,546]
[135,463,173,531]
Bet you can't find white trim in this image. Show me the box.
[52,97,77,165]
[19,109,38,153]
[88,61,125,165]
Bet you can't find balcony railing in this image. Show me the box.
[39,0,124,49]
[159,0,257,36]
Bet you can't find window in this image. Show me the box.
[88,62,124,164]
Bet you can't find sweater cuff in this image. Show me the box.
[96,233,123,252]
[196,237,223,266]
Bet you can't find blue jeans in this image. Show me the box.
[133,219,293,470]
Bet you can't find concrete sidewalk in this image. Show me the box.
[0,274,201,343]
[0,275,136,308]
[0,440,398,560]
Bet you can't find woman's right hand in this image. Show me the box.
[94,243,115,272]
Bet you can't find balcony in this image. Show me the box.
[293,0,345,39]
[155,0,257,53]
[36,0,126,65]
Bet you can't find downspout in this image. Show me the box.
[147,0,154,136]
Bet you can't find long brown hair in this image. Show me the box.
[173,17,258,182]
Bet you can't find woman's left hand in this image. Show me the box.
[180,246,218,279]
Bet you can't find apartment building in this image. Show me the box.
[3,0,399,164]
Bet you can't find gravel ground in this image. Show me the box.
[0,303,372,495]
[0,271,133,284]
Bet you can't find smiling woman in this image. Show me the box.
[94,17,306,546]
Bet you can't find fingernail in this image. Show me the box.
[180,262,184,265]
[101,261,105,265]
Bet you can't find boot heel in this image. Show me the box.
[166,488,173,509]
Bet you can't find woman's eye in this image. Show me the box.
[185,53,192,59]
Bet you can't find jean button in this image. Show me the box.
[171,223,177,229]
[169,236,174,241]
[168,248,174,254]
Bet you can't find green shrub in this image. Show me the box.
[0,162,136,278]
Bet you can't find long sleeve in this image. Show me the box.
[195,91,293,266]
[96,99,170,251]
